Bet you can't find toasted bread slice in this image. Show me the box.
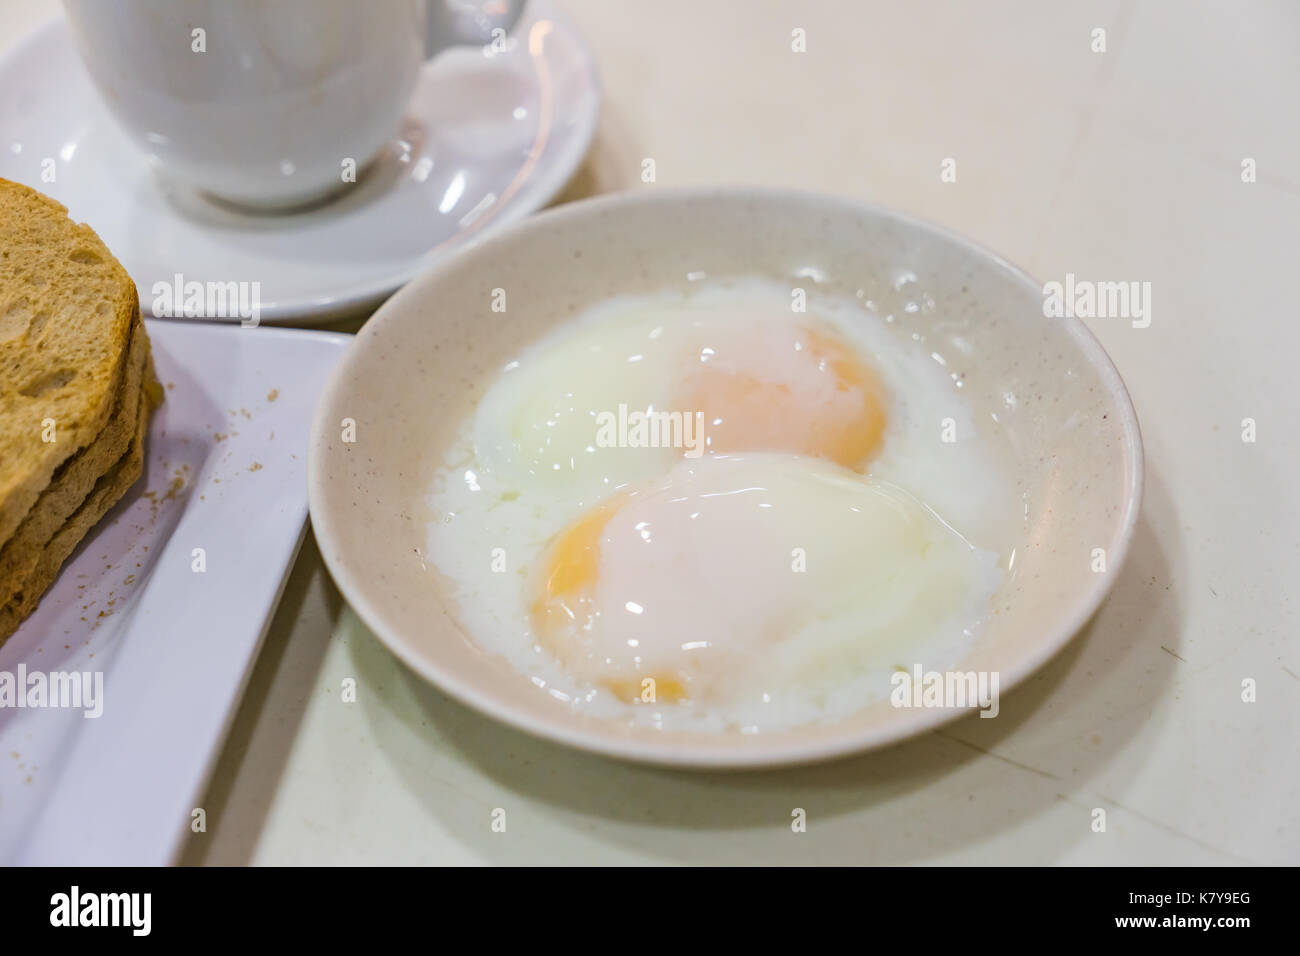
[0,380,150,642]
[0,315,147,606]
[0,178,138,549]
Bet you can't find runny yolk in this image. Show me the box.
[532,499,615,628]
[685,323,888,470]
[530,496,689,703]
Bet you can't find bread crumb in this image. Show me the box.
[144,378,165,407]
[249,462,262,472]
[163,472,185,500]
[267,388,279,401]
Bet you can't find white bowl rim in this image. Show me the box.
[307,185,1145,769]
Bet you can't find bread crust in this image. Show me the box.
[0,317,146,606]
[0,380,150,643]
[0,177,139,549]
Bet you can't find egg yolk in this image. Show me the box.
[530,496,690,703]
[684,323,887,470]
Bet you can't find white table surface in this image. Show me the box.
[4,0,1297,865]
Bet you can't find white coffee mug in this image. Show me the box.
[61,0,524,209]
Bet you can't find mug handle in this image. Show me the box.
[424,0,527,59]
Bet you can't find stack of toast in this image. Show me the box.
[0,178,159,643]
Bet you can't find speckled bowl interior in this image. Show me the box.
[308,188,1143,768]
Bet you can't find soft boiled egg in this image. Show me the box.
[469,293,890,510]
[529,453,997,712]
[427,280,1009,732]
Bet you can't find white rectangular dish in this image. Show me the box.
[0,320,350,864]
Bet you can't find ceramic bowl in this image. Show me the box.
[307,187,1143,768]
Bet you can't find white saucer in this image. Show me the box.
[0,0,599,324]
